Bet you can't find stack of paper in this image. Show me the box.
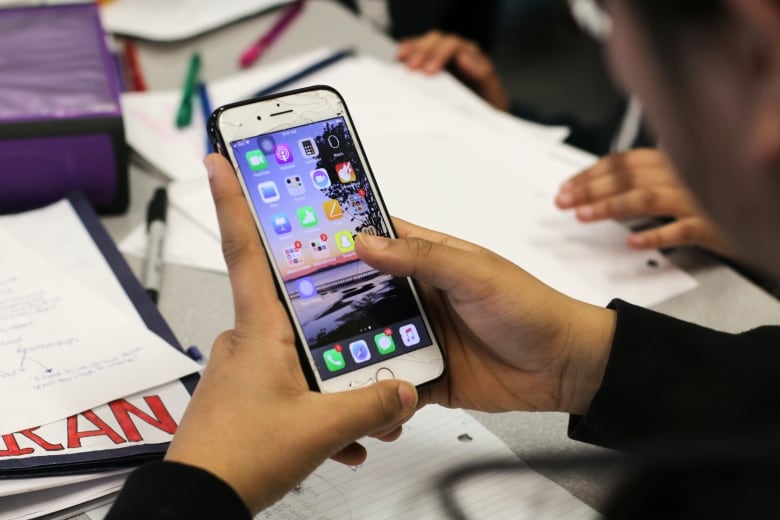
[119,48,697,307]
[0,196,201,519]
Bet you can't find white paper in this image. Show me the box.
[261,406,599,519]
[99,0,295,41]
[0,222,199,434]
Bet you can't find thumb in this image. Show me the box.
[356,232,479,293]
[323,380,418,441]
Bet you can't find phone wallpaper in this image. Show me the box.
[231,116,431,380]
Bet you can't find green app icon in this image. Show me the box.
[323,347,346,372]
[297,206,318,228]
[374,333,396,355]
[246,149,268,172]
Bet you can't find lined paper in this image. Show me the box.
[261,406,599,519]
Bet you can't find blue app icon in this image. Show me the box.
[349,340,371,363]
[296,277,318,299]
[271,213,292,234]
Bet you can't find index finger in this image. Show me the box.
[205,154,283,326]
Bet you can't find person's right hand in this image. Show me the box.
[397,31,510,111]
[356,219,617,417]
[555,149,736,257]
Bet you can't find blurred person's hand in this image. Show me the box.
[555,149,735,257]
[397,30,510,111]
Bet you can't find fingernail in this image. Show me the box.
[358,233,390,250]
[556,192,574,208]
[398,383,418,411]
[559,180,573,192]
[576,205,594,220]
[204,156,216,181]
[628,235,646,247]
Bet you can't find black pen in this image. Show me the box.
[252,48,355,97]
[144,187,168,304]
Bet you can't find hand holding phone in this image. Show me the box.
[209,86,445,392]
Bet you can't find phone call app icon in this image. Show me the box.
[274,144,293,164]
[246,149,268,172]
[374,331,396,355]
[335,231,355,253]
[399,324,421,347]
[323,346,345,372]
[298,138,319,158]
[284,175,306,197]
[336,162,356,183]
[311,168,331,190]
[271,213,292,235]
[297,206,318,228]
[323,199,344,220]
[349,340,371,363]
[258,181,280,203]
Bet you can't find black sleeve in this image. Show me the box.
[105,461,252,520]
[569,299,780,449]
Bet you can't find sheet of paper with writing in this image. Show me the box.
[261,406,599,519]
[0,221,199,435]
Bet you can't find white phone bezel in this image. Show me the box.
[214,87,445,393]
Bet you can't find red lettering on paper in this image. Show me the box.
[0,433,34,457]
[109,395,177,442]
[67,411,125,448]
[20,427,63,451]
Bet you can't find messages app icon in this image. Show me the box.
[245,149,268,172]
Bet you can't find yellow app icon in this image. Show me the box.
[335,231,355,253]
[323,199,344,220]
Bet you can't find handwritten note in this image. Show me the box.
[261,406,599,519]
[0,227,199,434]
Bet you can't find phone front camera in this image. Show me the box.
[256,115,262,120]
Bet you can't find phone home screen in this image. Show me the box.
[231,116,432,381]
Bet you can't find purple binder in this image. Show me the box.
[0,3,128,214]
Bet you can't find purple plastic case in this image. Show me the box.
[0,2,128,214]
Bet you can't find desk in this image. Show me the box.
[97,0,780,513]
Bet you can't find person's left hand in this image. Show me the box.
[555,149,735,257]
[164,154,419,515]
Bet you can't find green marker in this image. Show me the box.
[175,53,202,128]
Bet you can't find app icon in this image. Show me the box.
[309,237,329,258]
[298,138,319,158]
[328,135,340,149]
[348,194,368,215]
[399,324,421,347]
[349,340,371,363]
[374,332,396,355]
[296,277,317,299]
[274,144,293,164]
[284,175,306,197]
[283,244,303,267]
[258,181,280,203]
[323,199,344,220]
[335,231,355,253]
[323,346,345,372]
[271,213,292,235]
[297,206,318,228]
[336,162,356,183]
[311,168,331,189]
[246,149,268,172]
[257,135,276,155]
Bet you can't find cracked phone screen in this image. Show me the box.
[229,109,435,382]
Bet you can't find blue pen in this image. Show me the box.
[197,81,214,153]
[253,48,355,97]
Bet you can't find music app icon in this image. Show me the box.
[399,324,420,347]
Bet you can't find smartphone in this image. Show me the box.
[208,86,445,393]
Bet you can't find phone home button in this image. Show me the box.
[375,367,395,382]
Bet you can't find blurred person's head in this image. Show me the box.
[601,0,780,273]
